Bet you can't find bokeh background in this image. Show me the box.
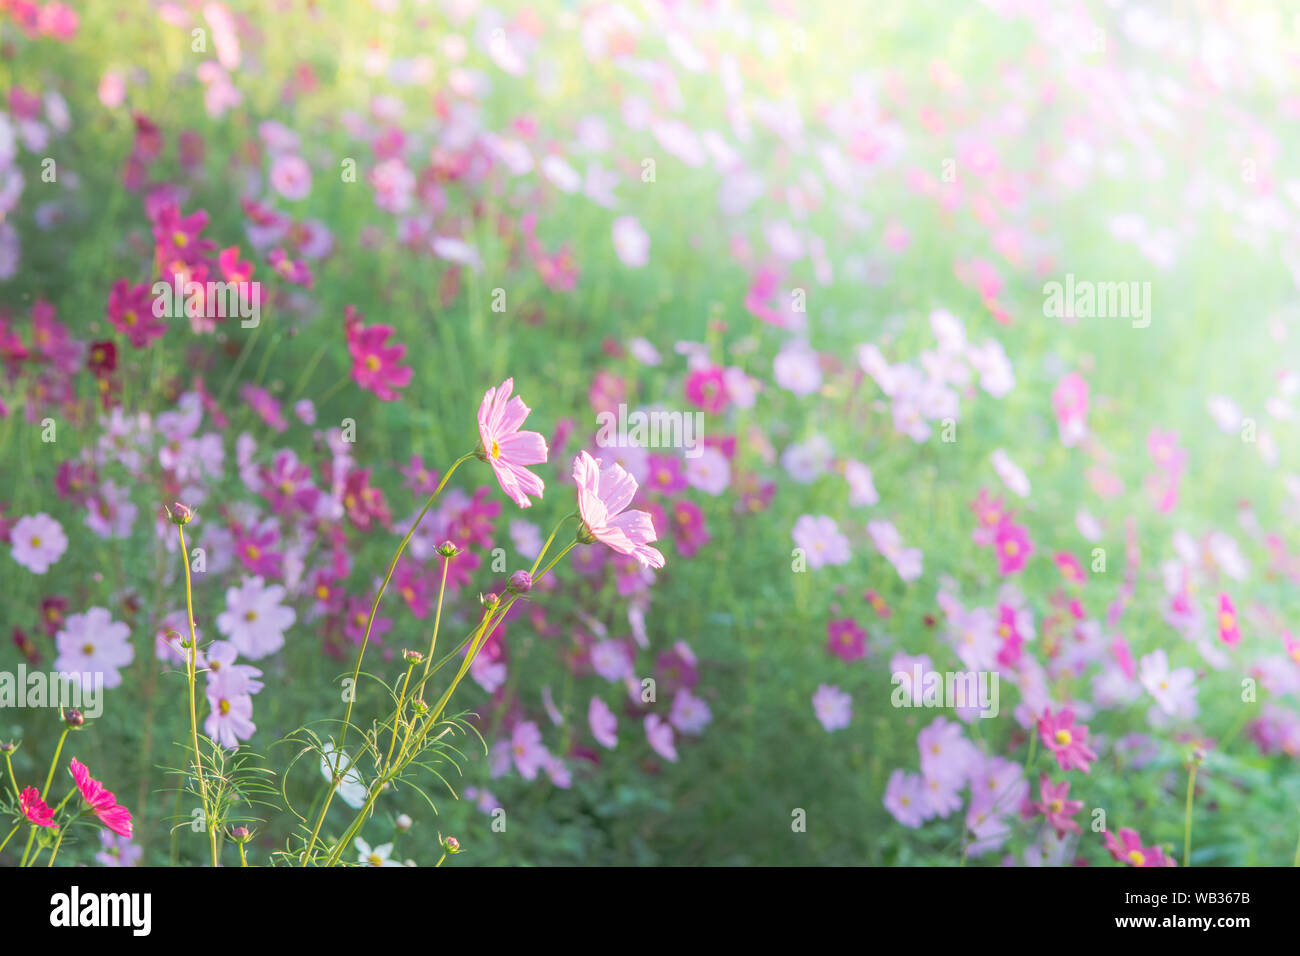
[2,0,1300,866]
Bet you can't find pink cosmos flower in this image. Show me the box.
[511,721,550,780]
[588,696,618,749]
[106,279,167,348]
[1217,593,1240,646]
[69,758,132,838]
[993,520,1034,576]
[1032,775,1083,837]
[827,618,867,662]
[269,153,312,201]
[347,319,412,402]
[644,714,678,762]
[20,787,57,829]
[611,215,649,267]
[683,367,729,414]
[573,450,665,569]
[1037,707,1098,774]
[9,512,67,574]
[478,378,548,508]
[1104,827,1175,867]
[1054,551,1086,586]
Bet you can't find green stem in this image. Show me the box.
[178,524,218,867]
[0,824,19,856]
[301,452,473,865]
[1183,762,1198,868]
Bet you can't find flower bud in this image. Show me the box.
[165,502,194,526]
[442,835,461,854]
[480,592,500,610]
[229,826,252,843]
[507,570,532,595]
[436,540,461,558]
[396,813,412,832]
[0,740,15,753]
[403,649,423,665]
[65,709,84,728]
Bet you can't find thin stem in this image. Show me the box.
[41,728,70,799]
[301,452,473,865]
[239,841,248,868]
[420,557,451,682]
[45,828,66,866]
[1183,762,1198,868]
[178,524,218,867]
[0,824,19,856]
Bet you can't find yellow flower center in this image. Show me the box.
[173,231,188,248]
[30,536,41,548]
[244,610,257,622]
[245,544,261,560]
[1128,849,1146,866]
[491,439,501,459]
[1219,612,1234,630]
[123,310,137,326]
[81,643,95,655]
[1054,729,1072,746]
[365,355,381,372]
[1049,799,1063,813]
[1003,541,1019,557]
[219,699,231,715]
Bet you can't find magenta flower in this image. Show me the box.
[477,378,548,508]
[1217,593,1240,646]
[19,787,57,829]
[347,320,412,402]
[993,519,1033,576]
[1032,775,1083,837]
[573,450,665,569]
[69,758,132,838]
[827,618,867,662]
[1037,707,1098,774]
[106,279,167,348]
[1104,827,1175,867]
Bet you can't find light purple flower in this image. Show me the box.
[215,576,295,660]
[812,683,852,731]
[611,215,649,267]
[792,515,850,569]
[270,153,312,201]
[684,446,730,496]
[669,688,712,735]
[10,513,67,574]
[773,340,822,397]
[55,607,134,690]
[883,769,926,827]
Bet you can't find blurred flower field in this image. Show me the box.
[2,0,1300,867]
